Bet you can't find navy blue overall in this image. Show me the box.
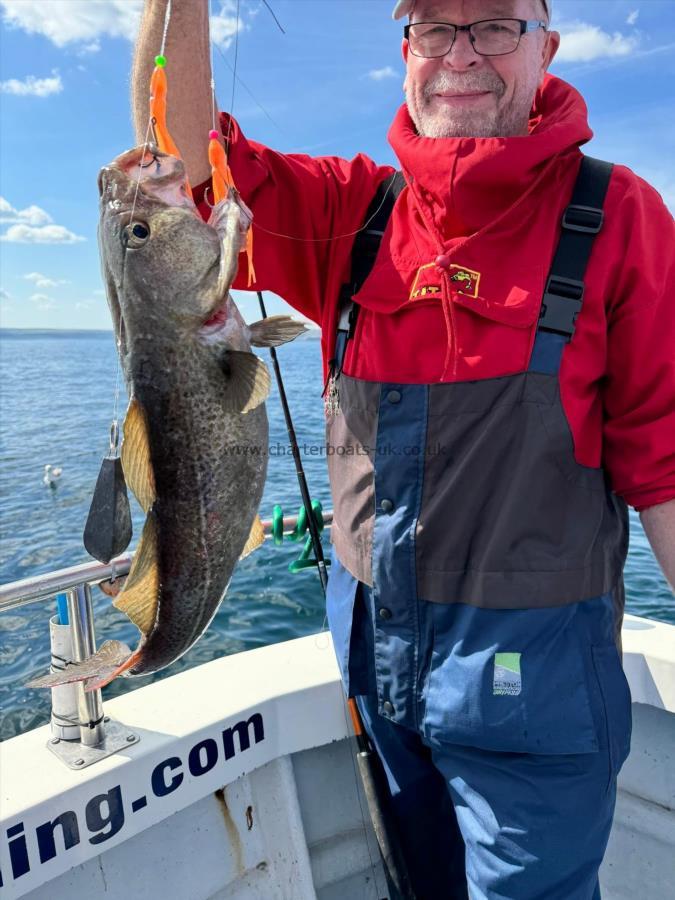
[325,159,633,900]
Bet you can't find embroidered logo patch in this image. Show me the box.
[493,652,522,696]
[409,262,481,301]
[448,265,481,298]
[409,262,441,301]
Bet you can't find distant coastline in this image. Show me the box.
[0,328,114,338]
[0,326,322,339]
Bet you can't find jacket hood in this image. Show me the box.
[388,74,593,240]
[351,75,594,379]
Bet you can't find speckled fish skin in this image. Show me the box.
[97,147,268,677]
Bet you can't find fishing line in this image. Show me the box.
[159,0,173,56]
[212,40,285,134]
[123,0,174,287]
[109,106,154,471]
[209,0,218,132]
[108,125,155,511]
[203,162,401,246]
[252,174,399,243]
[260,0,286,35]
[225,0,241,152]
[127,0,175,230]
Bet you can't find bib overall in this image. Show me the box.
[324,159,633,900]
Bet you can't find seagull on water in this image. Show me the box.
[43,464,63,487]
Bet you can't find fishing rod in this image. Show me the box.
[255,293,328,592]
[256,293,415,900]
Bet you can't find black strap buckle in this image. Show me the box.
[562,204,604,234]
[539,275,584,338]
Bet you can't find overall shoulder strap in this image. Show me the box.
[538,155,614,340]
[329,171,406,376]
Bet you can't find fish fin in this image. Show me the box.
[223,351,271,413]
[121,398,156,513]
[239,513,265,559]
[113,513,159,636]
[248,315,309,347]
[26,640,132,689]
[83,649,144,692]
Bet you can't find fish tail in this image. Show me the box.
[26,639,135,691]
[83,649,144,692]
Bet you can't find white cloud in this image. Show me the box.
[77,40,101,56]
[627,10,640,27]
[556,21,639,63]
[0,0,246,50]
[29,293,56,309]
[367,66,398,82]
[0,198,84,243]
[0,72,62,97]
[0,288,11,302]
[1,224,85,244]
[210,0,244,50]
[0,197,52,226]
[24,272,70,289]
[0,0,143,46]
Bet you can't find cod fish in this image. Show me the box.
[28,146,306,692]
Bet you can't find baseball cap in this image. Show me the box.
[393,2,553,23]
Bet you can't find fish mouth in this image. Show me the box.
[98,146,198,214]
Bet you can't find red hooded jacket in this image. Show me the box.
[194,75,675,513]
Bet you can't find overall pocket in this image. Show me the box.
[591,644,633,792]
[421,603,600,756]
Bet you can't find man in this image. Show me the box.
[134,1,675,897]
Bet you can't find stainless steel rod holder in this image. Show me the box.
[66,585,105,747]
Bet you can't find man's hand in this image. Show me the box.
[132,0,219,187]
[640,497,675,594]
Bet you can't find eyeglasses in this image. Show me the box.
[404,19,547,58]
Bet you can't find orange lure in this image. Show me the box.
[149,55,192,199]
[208,130,256,286]
[149,54,255,285]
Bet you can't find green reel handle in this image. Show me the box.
[288,535,318,572]
[272,504,285,546]
[271,500,329,573]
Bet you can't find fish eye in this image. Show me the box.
[123,221,150,249]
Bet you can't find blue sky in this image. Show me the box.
[1,0,674,330]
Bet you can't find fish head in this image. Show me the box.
[98,146,246,371]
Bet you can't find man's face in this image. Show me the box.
[403,0,559,138]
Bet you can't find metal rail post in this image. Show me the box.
[66,584,105,746]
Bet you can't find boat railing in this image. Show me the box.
[0,511,333,769]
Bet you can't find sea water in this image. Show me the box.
[0,329,672,741]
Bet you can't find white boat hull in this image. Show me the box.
[1,615,674,900]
